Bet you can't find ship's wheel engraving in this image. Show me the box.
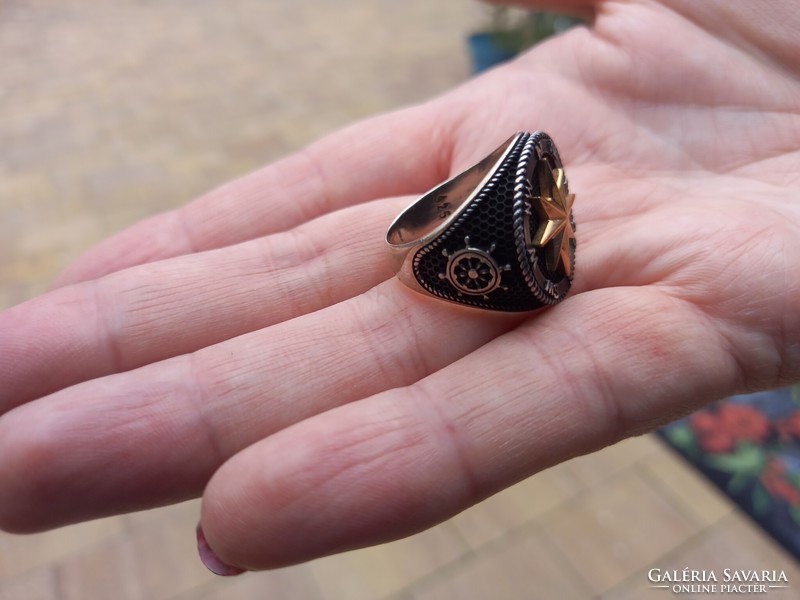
[438,236,510,300]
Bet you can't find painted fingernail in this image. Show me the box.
[196,523,246,577]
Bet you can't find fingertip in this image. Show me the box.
[196,522,247,577]
[196,395,472,571]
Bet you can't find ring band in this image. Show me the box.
[386,131,576,312]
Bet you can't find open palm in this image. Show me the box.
[1,0,798,572]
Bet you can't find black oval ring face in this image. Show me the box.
[408,131,575,312]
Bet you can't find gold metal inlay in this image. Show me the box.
[532,165,575,277]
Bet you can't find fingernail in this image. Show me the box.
[196,523,246,577]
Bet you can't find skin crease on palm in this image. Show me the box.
[0,0,799,572]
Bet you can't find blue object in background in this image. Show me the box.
[467,32,519,74]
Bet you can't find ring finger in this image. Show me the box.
[0,196,410,412]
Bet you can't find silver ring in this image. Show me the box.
[386,131,576,312]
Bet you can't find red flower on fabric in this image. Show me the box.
[717,403,770,442]
[776,413,800,441]
[761,459,800,506]
[689,411,735,453]
[689,404,770,453]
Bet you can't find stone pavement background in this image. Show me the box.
[0,0,479,305]
[1,1,798,599]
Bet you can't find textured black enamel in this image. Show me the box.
[412,132,574,311]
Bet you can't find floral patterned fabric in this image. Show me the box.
[659,386,800,559]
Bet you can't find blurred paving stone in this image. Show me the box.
[0,566,59,600]
[0,0,480,307]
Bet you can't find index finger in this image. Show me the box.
[54,102,456,287]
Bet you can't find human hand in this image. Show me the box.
[1,0,798,574]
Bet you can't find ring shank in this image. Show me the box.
[386,134,520,249]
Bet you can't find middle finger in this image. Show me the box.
[0,278,520,532]
[0,196,409,412]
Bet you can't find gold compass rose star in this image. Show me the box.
[531,164,576,277]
